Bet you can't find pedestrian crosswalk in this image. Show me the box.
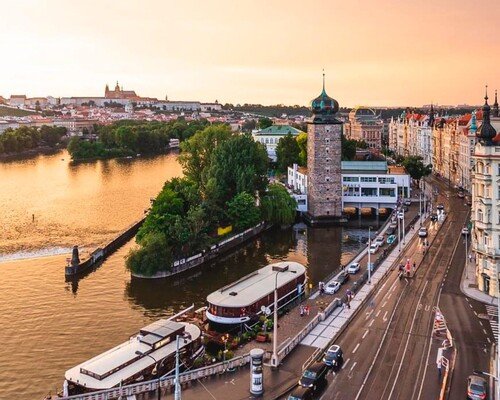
[485,305,499,341]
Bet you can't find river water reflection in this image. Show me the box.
[0,151,380,399]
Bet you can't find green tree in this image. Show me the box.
[296,132,307,166]
[204,134,269,218]
[260,184,297,226]
[179,124,233,189]
[341,134,357,161]
[276,133,300,172]
[402,156,432,181]
[226,192,261,231]
[258,117,273,129]
[241,119,257,133]
[125,232,173,276]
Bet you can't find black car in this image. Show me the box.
[299,362,328,389]
[430,213,438,222]
[337,271,349,285]
[437,204,445,211]
[287,386,314,400]
[386,226,396,235]
[323,344,343,368]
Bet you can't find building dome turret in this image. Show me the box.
[470,110,477,133]
[310,72,339,116]
[476,86,497,145]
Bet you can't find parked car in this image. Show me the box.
[403,199,412,206]
[467,374,488,400]
[299,362,328,389]
[437,203,445,210]
[287,386,314,400]
[323,344,343,368]
[369,243,379,254]
[337,271,349,285]
[462,227,469,235]
[418,227,428,238]
[347,262,360,274]
[324,281,341,294]
[430,213,438,222]
[458,191,465,198]
[374,235,385,245]
[387,234,396,244]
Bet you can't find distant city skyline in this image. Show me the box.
[1,0,499,107]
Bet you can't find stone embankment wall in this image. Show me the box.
[65,218,146,276]
[132,222,269,279]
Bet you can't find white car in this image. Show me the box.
[347,262,360,274]
[369,243,379,254]
[418,227,428,238]
[324,281,341,294]
[461,227,469,235]
[374,235,384,245]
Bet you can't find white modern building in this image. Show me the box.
[471,92,500,296]
[252,124,304,161]
[287,161,411,214]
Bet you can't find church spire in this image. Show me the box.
[493,89,499,118]
[476,85,497,145]
[322,69,326,94]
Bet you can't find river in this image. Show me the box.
[0,150,376,399]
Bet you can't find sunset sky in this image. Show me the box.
[1,0,499,107]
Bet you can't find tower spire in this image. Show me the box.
[485,84,489,103]
[322,69,325,93]
[493,89,499,118]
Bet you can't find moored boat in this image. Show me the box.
[206,261,307,330]
[64,319,203,395]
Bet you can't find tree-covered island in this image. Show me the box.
[126,124,297,276]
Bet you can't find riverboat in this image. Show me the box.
[64,319,203,395]
[206,261,307,330]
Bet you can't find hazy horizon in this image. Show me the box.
[1,0,499,107]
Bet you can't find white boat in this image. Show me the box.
[64,319,203,394]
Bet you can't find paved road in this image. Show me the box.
[433,177,494,399]
[318,180,466,400]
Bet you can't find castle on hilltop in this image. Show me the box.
[104,81,138,100]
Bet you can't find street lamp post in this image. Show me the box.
[367,226,372,284]
[497,262,500,400]
[271,265,288,368]
[397,209,401,252]
[174,335,188,400]
[135,351,161,400]
[402,208,406,245]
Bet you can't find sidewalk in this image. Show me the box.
[461,256,497,304]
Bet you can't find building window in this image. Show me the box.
[343,177,359,182]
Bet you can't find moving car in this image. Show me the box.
[387,234,396,244]
[458,191,465,198]
[369,243,379,254]
[299,362,328,390]
[430,213,438,222]
[287,386,314,400]
[418,227,428,238]
[324,281,341,294]
[386,226,396,235]
[374,235,385,245]
[323,344,343,368]
[467,374,487,400]
[336,271,349,284]
[437,203,445,211]
[403,199,412,206]
[462,227,469,235]
[346,262,360,274]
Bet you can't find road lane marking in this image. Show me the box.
[474,311,478,317]
[487,337,492,344]
[383,311,389,322]
[376,310,381,317]
[483,329,488,335]
[387,293,392,299]
[469,303,473,308]
[382,301,387,308]
[362,329,369,339]
[350,361,357,372]
[368,319,374,327]
[354,286,408,400]
[342,358,350,369]
[479,321,483,326]
[387,280,429,400]
[352,343,360,354]
[365,310,373,319]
